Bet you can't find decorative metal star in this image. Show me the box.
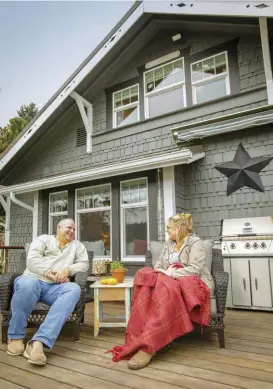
[215,143,272,196]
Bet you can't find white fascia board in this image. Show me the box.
[0,149,203,195]
[0,3,144,173]
[144,1,273,18]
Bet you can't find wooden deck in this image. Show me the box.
[1,304,273,389]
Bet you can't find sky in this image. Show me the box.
[0,0,134,127]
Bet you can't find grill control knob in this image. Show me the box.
[245,242,251,249]
[253,242,258,249]
[261,242,267,249]
[230,243,236,249]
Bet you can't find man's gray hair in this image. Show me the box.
[57,218,75,230]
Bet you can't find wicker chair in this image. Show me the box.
[0,250,93,344]
[145,247,229,348]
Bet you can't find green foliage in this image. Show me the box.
[110,261,127,271]
[0,103,38,154]
[17,103,38,122]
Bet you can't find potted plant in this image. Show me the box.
[110,260,128,283]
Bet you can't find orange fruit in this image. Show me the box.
[107,278,118,285]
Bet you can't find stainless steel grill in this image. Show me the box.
[220,216,273,310]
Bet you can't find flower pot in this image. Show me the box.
[111,268,127,283]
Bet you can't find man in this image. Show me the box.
[6,218,89,366]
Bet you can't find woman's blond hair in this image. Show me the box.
[168,213,193,234]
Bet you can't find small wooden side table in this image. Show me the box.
[90,276,134,337]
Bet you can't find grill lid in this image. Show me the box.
[220,216,273,238]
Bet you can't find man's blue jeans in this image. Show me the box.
[8,275,81,348]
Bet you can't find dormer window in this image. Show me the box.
[144,58,186,118]
[113,85,139,128]
[191,52,230,104]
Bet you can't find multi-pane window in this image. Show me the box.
[120,178,149,261]
[144,58,186,118]
[113,85,139,128]
[49,191,68,234]
[191,52,230,104]
[76,184,111,258]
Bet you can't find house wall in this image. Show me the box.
[157,168,165,242]
[3,30,267,186]
[175,164,189,214]
[175,127,273,241]
[4,28,271,273]
[8,193,38,272]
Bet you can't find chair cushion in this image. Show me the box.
[150,239,213,271]
[149,241,165,267]
[202,239,213,272]
[25,243,30,256]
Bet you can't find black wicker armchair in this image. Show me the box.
[145,247,229,348]
[0,250,93,344]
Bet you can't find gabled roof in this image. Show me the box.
[1,0,272,175]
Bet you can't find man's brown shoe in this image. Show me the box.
[6,339,24,356]
[128,350,156,370]
[23,341,47,366]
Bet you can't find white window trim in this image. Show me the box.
[191,51,231,105]
[144,57,187,119]
[48,191,68,235]
[120,177,149,262]
[75,183,112,259]
[112,84,140,128]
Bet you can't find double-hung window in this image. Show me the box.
[49,191,68,234]
[120,178,149,261]
[76,184,111,258]
[113,85,139,128]
[191,52,230,104]
[144,58,186,118]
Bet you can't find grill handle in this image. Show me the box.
[255,278,258,290]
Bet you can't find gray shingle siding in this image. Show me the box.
[175,129,273,241]
[7,86,267,186]
[3,30,271,254]
[175,165,189,214]
[9,194,34,271]
[157,168,165,242]
[238,38,265,92]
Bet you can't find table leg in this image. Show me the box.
[99,302,103,322]
[125,287,131,324]
[94,288,100,337]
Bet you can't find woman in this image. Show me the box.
[109,213,213,370]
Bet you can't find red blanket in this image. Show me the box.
[109,267,210,362]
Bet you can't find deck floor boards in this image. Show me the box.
[1,304,273,389]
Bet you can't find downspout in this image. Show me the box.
[259,17,273,105]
